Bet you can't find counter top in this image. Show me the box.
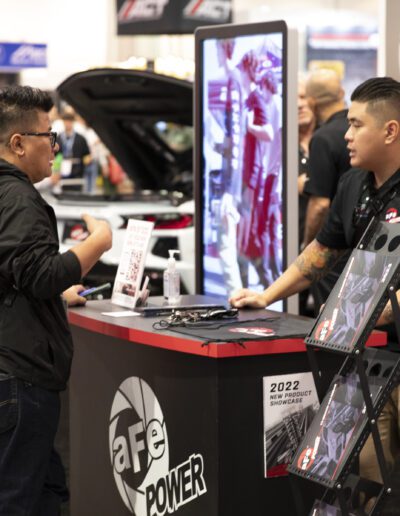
[68,298,386,358]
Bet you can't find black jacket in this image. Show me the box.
[0,159,81,390]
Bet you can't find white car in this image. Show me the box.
[48,68,195,294]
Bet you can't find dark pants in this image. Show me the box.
[0,374,68,515]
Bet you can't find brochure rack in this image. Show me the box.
[288,220,400,515]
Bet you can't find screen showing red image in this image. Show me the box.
[196,23,286,309]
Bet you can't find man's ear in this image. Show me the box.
[8,133,25,157]
[384,120,400,144]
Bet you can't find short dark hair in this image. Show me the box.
[351,77,400,121]
[0,85,54,142]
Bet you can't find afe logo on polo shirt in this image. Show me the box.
[385,208,400,223]
[110,377,207,515]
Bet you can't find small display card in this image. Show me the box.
[111,219,154,309]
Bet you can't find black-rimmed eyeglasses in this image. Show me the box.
[19,131,58,148]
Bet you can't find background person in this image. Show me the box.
[0,85,112,514]
[297,74,317,316]
[212,38,243,293]
[303,68,351,313]
[56,111,91,192]
[257,69,282,287]
[237,55,280,288]
[236,50,260,286]
[297,74,317,249]
[230,76,400,485]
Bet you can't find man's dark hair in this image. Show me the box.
[351,77,400,121]
[0,85,54,142]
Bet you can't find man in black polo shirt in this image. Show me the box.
[303,69,351,313]
[303,68,350,243]
[230,76,400,482]
[298,75,316,316]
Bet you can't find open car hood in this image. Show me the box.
[56,68,193,193]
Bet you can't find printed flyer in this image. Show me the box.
[263,372,319,478]
[290,373,383,487]
[111,219,154,309]
[307,249,400,352]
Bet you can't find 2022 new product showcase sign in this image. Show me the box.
[263,372,319,478]
[109,377,207,515]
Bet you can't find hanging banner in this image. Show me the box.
[306,22,378,103]
[0,42,47,69]
[263,372,319,478]
[116,0,232,35]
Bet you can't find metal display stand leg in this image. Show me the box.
[355,351,390,488]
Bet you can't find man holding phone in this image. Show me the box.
[0,85,112,514]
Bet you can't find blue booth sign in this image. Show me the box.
[0,42,47,69]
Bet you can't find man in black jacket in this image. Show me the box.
[0,86,112,514]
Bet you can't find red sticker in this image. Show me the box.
[229,327,275,337]
[297,447,315,471]
[315,320,332,341]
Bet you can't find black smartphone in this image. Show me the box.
[80,283,112,298]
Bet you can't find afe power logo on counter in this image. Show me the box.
[110,377,207,515]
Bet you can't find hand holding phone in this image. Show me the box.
[79,282,112,298]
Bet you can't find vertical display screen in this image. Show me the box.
[196,25,286,310]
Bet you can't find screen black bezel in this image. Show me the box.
[194,20,288,308]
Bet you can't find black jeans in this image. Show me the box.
[0,375,68,515]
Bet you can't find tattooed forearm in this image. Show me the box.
[303,196,330,246]
[293,240,346,283]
